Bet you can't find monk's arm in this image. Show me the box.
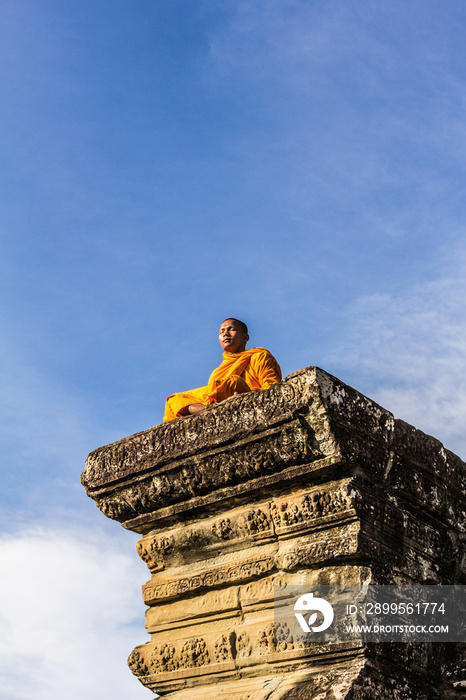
[253,351,282,389]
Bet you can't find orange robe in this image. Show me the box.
[163,347,281,422]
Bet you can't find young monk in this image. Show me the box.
[163,318,281,422]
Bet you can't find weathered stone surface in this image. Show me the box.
[82,367,466,698]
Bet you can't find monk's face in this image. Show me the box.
[219,319,249,354]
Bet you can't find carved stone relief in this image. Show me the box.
[137,505,274,571]
[213,634,233,663]
[236,632,252,659]
[179,638,210,668]
[150,643,179,673]
[270,483,354,531]
[142,554,276,604]
[258,622,294,654]
[127,649,149,677]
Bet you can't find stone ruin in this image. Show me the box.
[81,367,465,699]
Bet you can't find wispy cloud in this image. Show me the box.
[331,245,466,458]
[0,523,151,700]
[204,0,466,234]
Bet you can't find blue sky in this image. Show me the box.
[1,1,466,697]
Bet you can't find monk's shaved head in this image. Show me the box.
[222,318,248,335]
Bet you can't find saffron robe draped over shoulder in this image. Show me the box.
[163,347,281,422]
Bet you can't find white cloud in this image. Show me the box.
[332,249,466,459]
[0,524,153,700]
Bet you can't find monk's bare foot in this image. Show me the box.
[187,403,206,415]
